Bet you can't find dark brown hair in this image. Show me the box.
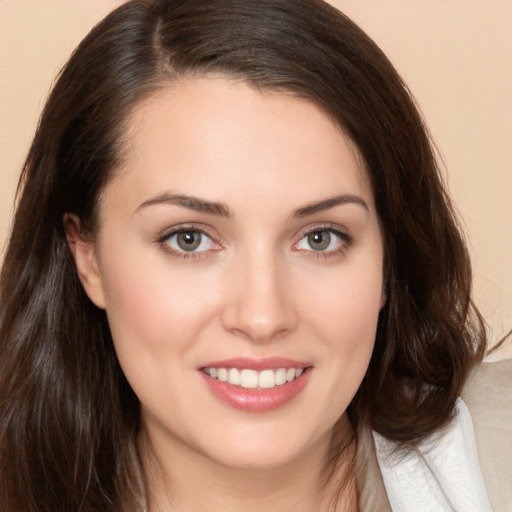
[0,0,486,510]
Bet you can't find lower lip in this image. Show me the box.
[200,369,312,412]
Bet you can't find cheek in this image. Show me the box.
[306,257,383,342]
[98,259,217,420]
[97,245,221,387]
[319,284,379,379]
[101,245,213,336]
[301,256,382,405]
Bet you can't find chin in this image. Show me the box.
[207,447,304,471]
[196,422,332,472]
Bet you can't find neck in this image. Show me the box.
[139,415,358,512]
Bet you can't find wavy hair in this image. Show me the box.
[0,0,486,510]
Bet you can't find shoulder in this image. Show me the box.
[462,358,512,512]
[372,397,494,512]
[360,360,511,512]
[355,360,511,511]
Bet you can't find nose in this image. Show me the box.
[221,249,298,342]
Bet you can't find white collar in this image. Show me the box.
[373,398,493,512]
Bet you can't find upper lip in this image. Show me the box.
[199,357,311,371]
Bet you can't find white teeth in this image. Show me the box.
[240,369,258,388]
[258,369,275,389]
[218,368,228,382]
[203,366,306,389]
[228,368,240,385]
[275,368,287,385]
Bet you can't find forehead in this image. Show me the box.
[105,76,373,213]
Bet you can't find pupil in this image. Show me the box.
[177,231,201,251]
[308,230,330,251]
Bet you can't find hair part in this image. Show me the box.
[0,0,486,510]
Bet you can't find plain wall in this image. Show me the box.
[1,1,510,357]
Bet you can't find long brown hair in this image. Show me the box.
[0,0,486,510]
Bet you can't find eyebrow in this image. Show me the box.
[136,193,233,217]
[136,192,368,218]
[292,194,369,217]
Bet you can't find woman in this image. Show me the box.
[0,0,497,510]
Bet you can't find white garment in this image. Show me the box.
[373,399,494,512]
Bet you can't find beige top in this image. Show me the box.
[356,359,512,512]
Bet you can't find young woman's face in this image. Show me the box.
[81,77,384,470]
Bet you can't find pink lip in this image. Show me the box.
[200,357,310,371]
[198,358,312,413]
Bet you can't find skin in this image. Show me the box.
[68,77,384,511]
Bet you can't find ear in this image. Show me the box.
[379,277,387,309]
[63,213,106,309]
[380,290,387,309]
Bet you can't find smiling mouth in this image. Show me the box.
[201,367,305,389]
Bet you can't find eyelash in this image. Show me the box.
[293,224,354,260]
[156,224,221,260]
[156,224,354,260]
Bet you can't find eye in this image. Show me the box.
[295,228,351,253]
[160,228,218,254]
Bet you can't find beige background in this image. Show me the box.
[1,2,510,358]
